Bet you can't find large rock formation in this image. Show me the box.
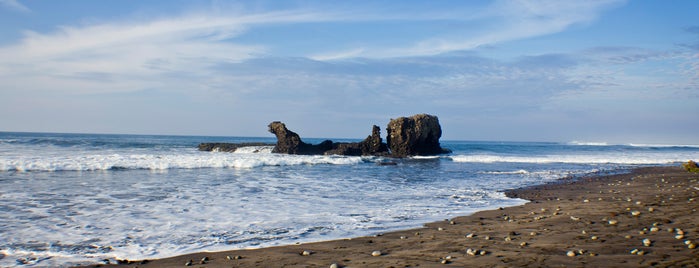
[386,114,450,157]
[200,114,450,157]
[268,121,332,155]
[267,121,388,156]
[324,125,389,156]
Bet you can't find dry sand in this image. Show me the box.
[79,166,699,268]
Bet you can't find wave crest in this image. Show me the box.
[0,152,363,172]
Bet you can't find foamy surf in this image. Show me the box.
[0,150,362,172]
[449,153,693,165]
[1,132,698,267]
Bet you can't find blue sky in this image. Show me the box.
[1,0,698,144]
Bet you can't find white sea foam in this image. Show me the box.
[568,141,609,146]
[482,169,530,175]
[449,153,695,165]
[232,146,275,154]
[3,133,698,267]
[0,149,362,172]
[0,163,529,267]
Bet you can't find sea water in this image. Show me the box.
[1,132,697,267]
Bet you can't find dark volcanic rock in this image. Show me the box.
[324,125,389,156]
[268,121,333,155]
[386,114,450,157]
[200,115,449,157]
[268,122,389,156]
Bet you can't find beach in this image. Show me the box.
[79,166,699,268]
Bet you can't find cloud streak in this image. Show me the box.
[0,0,29,13]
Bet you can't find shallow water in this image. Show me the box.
[1,132,697,267]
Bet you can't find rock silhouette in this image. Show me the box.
[386,114,450,157]
[199,114,450,157]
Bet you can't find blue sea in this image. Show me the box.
[1,132,697,267]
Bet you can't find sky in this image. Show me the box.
[0,0,698,144]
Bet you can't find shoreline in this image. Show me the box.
[78,166,699,267]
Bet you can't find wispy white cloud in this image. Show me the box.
[313,0,626,59]
[0,0,30,13]
[0,9,341,94]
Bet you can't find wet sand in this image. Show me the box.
[79,166,699,268]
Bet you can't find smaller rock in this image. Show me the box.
[371,250,382,256]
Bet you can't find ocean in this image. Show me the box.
[1,132,697,267]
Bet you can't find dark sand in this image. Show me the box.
[79,166,699,268]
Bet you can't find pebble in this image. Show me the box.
[650,227,659,232]
[520,242,528,247]
[566,251,576,257]
[648,207,655,212]
[529,232,537,236]
[438,227,445,231]
[302,250,312,256]
[591,236,598,240]
[643,238,652,247]
[185,260,193,266]
[371,250,382,257]
[570,216,580,221]
[689,243,697,249]
[631,211,641,216]
[484,235,491,240]
[676,234,685,239]
[608,219,619,225]
[466,233,475,238]
[330,263,340,268]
